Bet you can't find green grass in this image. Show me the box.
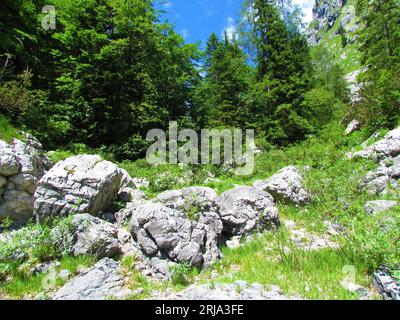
[200,229,373,300]
[0,255,96,299]
[1,119,396,300]
[126,122,395,300]
[0,115,23,143]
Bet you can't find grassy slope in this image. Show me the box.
[0,115,23,143]
[1,119,399,300]
[311,0,361,74]
[120,123,398,300]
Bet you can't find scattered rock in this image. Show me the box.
[50,214,128,258]
[373,267,400,300]
[152,281,300,300]
[253,166,311,205]
[218,186,280,237]
[340,281,371,299]
[53,258,124,300]
[58,269,72,282]
[360,156,400,196]
[345,120,361,136]
[34,155,123,220]
[30,261,61,276]
[364,200,398,215]
[351,127,400,160]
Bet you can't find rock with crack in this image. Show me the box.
[0,137,52,225]
[151,281,300,300]
[364,200,398,215]
[156,186,223,235]
[50,214,132,258]
[115,198,148,226]
[218,186,280,237]
[373,267,400,300]
[129,202,221,272]
[53,258,125,300]
[253,166,311,205]
[34,155,123,220]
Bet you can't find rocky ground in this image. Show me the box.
[1,124,400,300]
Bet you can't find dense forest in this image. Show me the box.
[0,0,399,160]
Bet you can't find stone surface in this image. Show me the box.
[50,214,128,259]
[373,267,400,300]
[34,155,123,220]
[115,199,149,226]
[53,258,124,300]
[344,120,361,136]
[351,128,400,160]
[118,187,147,203]
[360,156,400,196]
[151,281,300,300]
[129,202,221,271]
[283,220,340,251]
[156,186,223,235]
[253,166,311,205]
[0,137,52,224]
[364,200,398,215]
[218,186,279,237]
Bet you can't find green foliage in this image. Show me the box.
[0,71,42,120]
[195,33,252,128]
[0,255,95,298]
[342,209,400,271]
[354,0,400,130]
[0,115,22,143]
[171,263,192,286]
[301,88,341,128]
[238,0,314,145]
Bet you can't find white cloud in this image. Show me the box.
[222,17,237,41]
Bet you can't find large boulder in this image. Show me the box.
[34,155,123,220]
[129,202,221,270]
[50,214,129,259]
[253,166,311,205]
[0,137,52,224]
[53,258,125,300]
[218,186,280,237]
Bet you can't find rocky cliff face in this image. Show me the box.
[308,0,360,47]
[308,0,345,45]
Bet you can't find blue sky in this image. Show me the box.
[157,0,315,47]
